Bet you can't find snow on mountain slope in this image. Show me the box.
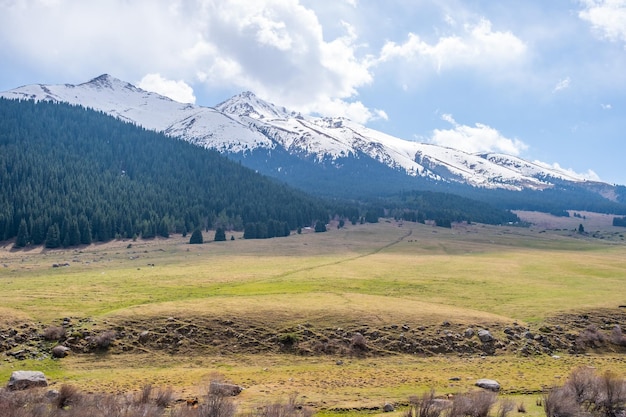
[216,93,575,190]
[1,74,272,152]
[1,75,596,190]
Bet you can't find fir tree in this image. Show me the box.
[314,220,327,233]
[45,224,61,249]
[14,219,29,248]
[189,229,203,244]
[214,227,226,242]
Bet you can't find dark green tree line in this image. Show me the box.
[0,99,331,246]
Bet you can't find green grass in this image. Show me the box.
[4,223,624,323]
[1,220,626,411]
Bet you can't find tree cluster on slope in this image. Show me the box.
[0,99,330,247]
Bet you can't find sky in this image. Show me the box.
[1,0,625,185]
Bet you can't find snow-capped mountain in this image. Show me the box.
[0,74,273,153]
[0,74,601,192]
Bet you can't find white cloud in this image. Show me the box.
[601,103,612,109]
[533,161,601,181]
[0,0,377,123]
[180,0,375,122]
[430,114,528,156]
[307,97,386,124]
[579,0,626,44]
[553,77,571,93]
[377,18,527,73]
[138,73,196,104]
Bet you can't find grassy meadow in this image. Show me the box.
[1,214,626,414]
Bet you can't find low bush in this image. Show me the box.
[405,389,447,417]
[43,325,66,341]
[610,325,626,347]
[92,330,116,350]
[575,325,607,350]
[544,367,626,417]
[350,332,368,354]
[279,333,299,348]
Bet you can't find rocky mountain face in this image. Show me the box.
[1,74,617,198]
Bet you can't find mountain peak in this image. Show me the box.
[216,91,298,120]
[80,74,139,93]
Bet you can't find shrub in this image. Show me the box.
[496,399,515,417]
[198,381,237,417]
[137,384,153,405]
[43,325,66,341]
[154,386,174,408]
[546,368,626,417]
[254,394,313,417]
[54,384,80,409]
[405,389,448,417]
[543,386,580,417]
[576,325,607,350]
[279,333,299,348]
[565,366,598,405]
[93,330,116,350]
[449,391,497,417]
[610,326,626,347]
[350,332,368,353]
[593,371,626,417]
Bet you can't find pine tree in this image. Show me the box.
[243,223,257,239]
[214,227,226,242]
[68,219,81,246]
[45,224,61,249]
[14,219,29,248]
[78,215,92,245]
[189,229,203,244]
[314,220,327,233]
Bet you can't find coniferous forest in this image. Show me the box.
[0,99,331,247]
[1,99,543,249]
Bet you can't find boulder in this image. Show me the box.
[477,330,493,343]
[51,345,70,358]
[209,382,244,396]
[475,379,500,392]
[7,371,48,390]
[383,403,395,412]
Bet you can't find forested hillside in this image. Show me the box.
[0,99,330,247]
[383,190,520,225]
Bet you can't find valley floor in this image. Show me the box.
[1,216,625,413]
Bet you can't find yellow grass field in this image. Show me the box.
[1,216,625,414]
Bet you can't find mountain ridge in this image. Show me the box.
[0,74,615,195]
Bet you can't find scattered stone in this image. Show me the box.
[7,370,48,390]
[464,328,475,338]
[45,389,60,400]
[51,345,70,358]
[449,376,461,381]
[383,403,395,412]
[209,382,244,396]
[336,360,344,365]
[475,379,500,392]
